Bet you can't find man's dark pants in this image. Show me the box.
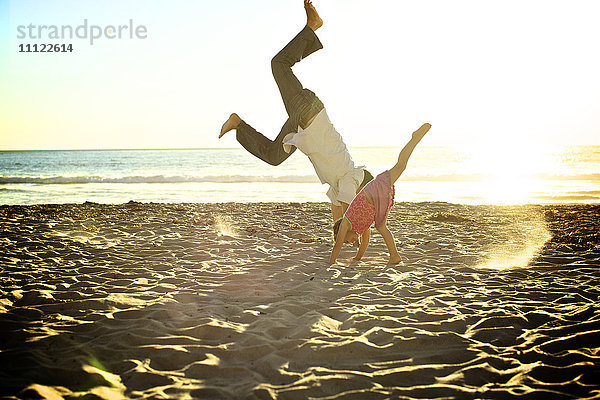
[236,26,324,166]
[235,26,373,185]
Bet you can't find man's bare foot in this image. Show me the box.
[412,123,431,141]
[219,113,242,138]
[304,0,323,31]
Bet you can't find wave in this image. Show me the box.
[0,175,320,185]
[1,172,599,185]
[532,193,600,202]
[403,173,600,182]
[536,173,600,181]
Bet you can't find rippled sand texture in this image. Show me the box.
[0,202,599,399]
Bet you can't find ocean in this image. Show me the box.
[1,146,599,205]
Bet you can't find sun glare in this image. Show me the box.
[462,143,563,204]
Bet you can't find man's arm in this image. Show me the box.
[331,202,349,222]
[330,218,350,264]
[353,229,370,261]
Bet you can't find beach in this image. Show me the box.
[0,201,599,399]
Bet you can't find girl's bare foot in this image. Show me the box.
[219,113,242,138]
[412,123,431,141]
[304,0,323,31]
[388,256,402,265]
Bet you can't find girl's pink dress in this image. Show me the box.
[344,170,395,234]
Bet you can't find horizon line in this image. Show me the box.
[2,144,599,152]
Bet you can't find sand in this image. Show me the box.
[0,201,599,399]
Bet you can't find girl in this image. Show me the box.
[329,123,431,265]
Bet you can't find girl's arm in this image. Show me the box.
[376,224,402,264]
[330,218,350,264]
[353,229,370,261]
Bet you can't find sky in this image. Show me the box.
[1,0,599,150]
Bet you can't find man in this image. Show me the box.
[219,0,372,221]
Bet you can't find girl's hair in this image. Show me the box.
[332,218,343,239]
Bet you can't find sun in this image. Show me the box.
[462,142,562,204]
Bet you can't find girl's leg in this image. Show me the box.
[389,123,431,184]
[376,224,402,264]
